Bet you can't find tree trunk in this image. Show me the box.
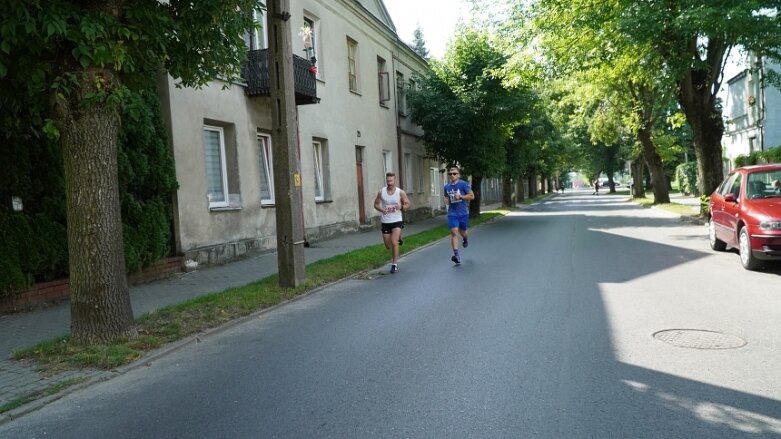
[516,177,525,203]
[631,159,646,198]
[528,176,536,198]
[678,72,725,196]
[55,67,135,344]
[469,175,483,218]
[637,124,670,203]
[501,175,514,207]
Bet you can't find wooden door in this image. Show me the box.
[356,147,367,224]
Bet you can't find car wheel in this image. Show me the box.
[739,227,762,270]
[708,219,726,251]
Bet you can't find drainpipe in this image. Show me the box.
[391,55,404,190]
[757,55,766,151]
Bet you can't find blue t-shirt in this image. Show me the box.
[444,180,471,217]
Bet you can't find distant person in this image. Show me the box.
[592,180,600,196]
[443,166,474,265]
[374,172,410,274]
[773,180,781,194]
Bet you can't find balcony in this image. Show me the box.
[243,49,319,105]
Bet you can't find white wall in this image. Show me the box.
[159,0,435,261]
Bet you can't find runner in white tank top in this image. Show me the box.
[373,172,411,274]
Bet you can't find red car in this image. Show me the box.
[708,164,781,270]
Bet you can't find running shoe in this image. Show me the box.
[451,255,461,265]
[462,238,468,248]
[390,264,399,274]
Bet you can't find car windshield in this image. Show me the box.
[746,170,781,199]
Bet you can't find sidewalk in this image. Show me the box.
[0,212,457,420]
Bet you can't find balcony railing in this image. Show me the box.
[243,49,319,105]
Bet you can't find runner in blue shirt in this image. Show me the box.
[443,166,474,264]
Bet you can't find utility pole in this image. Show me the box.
[268,0,306,287]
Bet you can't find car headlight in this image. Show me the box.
[759,220,781,230]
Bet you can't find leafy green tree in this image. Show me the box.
[412,25,430,60]
[525,0,781,195]
[408,28,530,217]
[0,1,260,344]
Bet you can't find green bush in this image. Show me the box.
[118,88,178,273]
[123,198,171,273]
[675,161,699,196]
[0,213,68,299]
[734,145,781,167]
[0,86,177,297]
[700,195,710,217]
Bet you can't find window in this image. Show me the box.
[417,156,425,193]
[404,153,412,191]
[203,123,240,210]
[258,133,274,205]
[347,37,359,92]
[245,9,268,50]
[720,173,742,199]
[203,126,230,208]
[430,167,441,196]
[378,57,390,105]
[396,72,406,115]
[303,16,320,77]
[313,140,330,201]
[382,150,392,176]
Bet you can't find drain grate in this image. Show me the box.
[653,329,746,350]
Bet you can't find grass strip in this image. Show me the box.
[13,210,509,374]
[631,192,703,216]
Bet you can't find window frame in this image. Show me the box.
[403,152,412,191]
[258,132,274,205]
[417,156,425,193]
[303,16,321,78]
[396,71,407,116]
[203,125,230,209]
[382,150,392,176]
[347,37,359,93]
[313,140,325,201]
[247,9,268,50]
[378,56,390,105]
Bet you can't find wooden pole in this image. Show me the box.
[268,0,305,287]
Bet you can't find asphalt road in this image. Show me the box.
[3,189,781,438]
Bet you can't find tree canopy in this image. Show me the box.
[408,27,537,214]
[523,0,781,194]
[412,25,430,60]
[0,0,261,344]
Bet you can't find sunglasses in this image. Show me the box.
[448,172,459,175]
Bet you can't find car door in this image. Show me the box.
[720,172,744,246]
[711,173,737,245]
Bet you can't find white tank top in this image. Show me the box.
[380,186,403,223]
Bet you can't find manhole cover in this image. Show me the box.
[653,329,746,349]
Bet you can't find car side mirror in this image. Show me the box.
[724,193,737,203]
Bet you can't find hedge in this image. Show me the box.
[0,86,177,299]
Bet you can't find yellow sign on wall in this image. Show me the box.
[294,173,301,187]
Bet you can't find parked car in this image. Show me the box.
[708,164,781,270]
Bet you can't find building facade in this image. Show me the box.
[722,54,781,171]
[157,0,443,265]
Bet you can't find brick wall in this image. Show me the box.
[0,257,183,313]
